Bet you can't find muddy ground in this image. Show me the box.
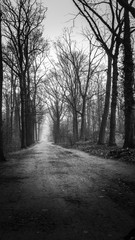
[0,141,135,240]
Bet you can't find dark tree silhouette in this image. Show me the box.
[117,0,135,17]
[0,9,6,161]
[123,2,135,148]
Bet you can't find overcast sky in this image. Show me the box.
[44,0,86,40]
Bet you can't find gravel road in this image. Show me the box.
[0,141,135,240]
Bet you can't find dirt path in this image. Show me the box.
[0,141,135,240]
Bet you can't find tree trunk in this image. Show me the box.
[109,43,119,146]
[97,80,102,132]
[73,108,78,142]
[86,101,91,137]
[80,96,86,140]
[123,4,135,148]
[53,119,60,144]
[0,11,5,161]
[10,65,14,141]
[5,94,10,145]
[98,55,112,144]
[14,96,21,149]
[20,82,27,148]
[26,71,33,146]
[35,123,37,142]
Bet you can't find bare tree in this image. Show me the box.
[0,9,6,161]
[72,0,124,145]
[54,31,81,142]
[30,51,48,142]
[44,71,66,143]
[2,0,47,148]
[77,33,104,140]
[53,29,104,142]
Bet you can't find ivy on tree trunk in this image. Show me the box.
[123,3,135,148]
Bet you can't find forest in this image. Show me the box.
[0,0,135,161]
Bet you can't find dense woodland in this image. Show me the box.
[0,0,135,161]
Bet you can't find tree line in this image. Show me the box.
[0,0,135,161]
[0,0,48,160]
